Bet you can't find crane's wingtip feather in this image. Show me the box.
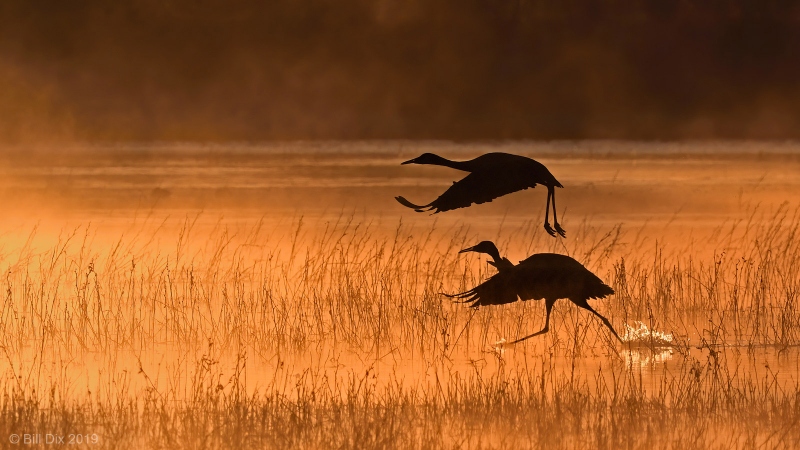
[395,196,425,211]
[442,289,476,299]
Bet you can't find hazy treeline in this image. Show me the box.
[2,0,799,142]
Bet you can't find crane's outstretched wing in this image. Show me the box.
[444,257,572,307]
[443,265,559,307]
[395,196,428,212]
[412,169,538,213]
[446,253,613,308]
[443,271,520,307]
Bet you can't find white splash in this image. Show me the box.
[490,338,507,356]
[621,321,674,347]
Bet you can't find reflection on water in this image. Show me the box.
[622,347,675,368]
[7,332,800,404]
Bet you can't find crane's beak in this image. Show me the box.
[458,245,477,254]
[400,157,417,165]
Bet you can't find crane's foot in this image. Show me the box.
[544,222,557,237]
[554,222,566,238]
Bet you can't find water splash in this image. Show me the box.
[621,321,674,347]
[491,338,507,356]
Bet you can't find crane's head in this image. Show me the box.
[459,241,501,258]
[401,153,444,165]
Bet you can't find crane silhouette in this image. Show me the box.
[396,152,566,237]
[447,241,622,344]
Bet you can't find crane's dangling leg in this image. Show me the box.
[575,300,623,344]
[543,189,556,237]
[510,298,556,344]
[550,187,566,237]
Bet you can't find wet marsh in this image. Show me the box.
[2,142,800,448]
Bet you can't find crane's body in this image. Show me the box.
[396,152,566,237]
[450,241,622,344]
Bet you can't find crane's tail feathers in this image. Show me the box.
[589,284,615,299]
[395,196,432,212]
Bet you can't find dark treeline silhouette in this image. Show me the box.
[2,0,799,142]
[449,241,622,344]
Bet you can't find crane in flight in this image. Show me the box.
[448,241,622,344]
[396,152,566,237]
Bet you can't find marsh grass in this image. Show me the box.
[1,207,800,449]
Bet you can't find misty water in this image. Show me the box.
[2,141,800,401]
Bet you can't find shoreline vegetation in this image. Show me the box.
[2,206,800,448]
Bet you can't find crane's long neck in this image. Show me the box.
[485,247,504,266]
[425,154,472,171]
[485,250,514,272]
